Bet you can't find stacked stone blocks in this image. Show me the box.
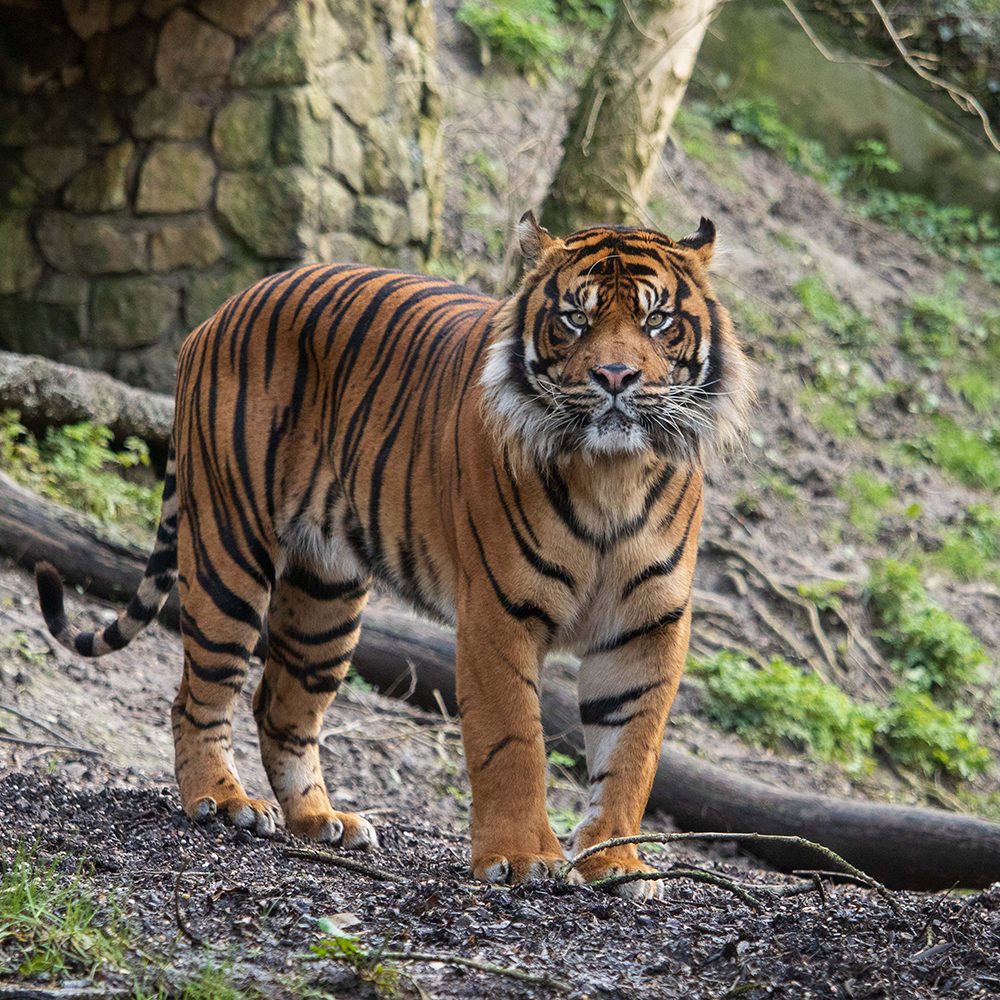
[0,0,442,390]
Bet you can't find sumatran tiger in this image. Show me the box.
[35,213,752,899]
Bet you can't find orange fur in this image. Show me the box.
[36,216,752,895]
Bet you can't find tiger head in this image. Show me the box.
[482,212,753,468]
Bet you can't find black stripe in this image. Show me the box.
[622,500,700,599]
[283,566,367,602]
[590,603,687,655]
[480,734,524,769]
[579,680,666,727]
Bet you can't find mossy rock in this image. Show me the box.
[91,276,178,349]
[136,143,215,214]
[212,94,272,169]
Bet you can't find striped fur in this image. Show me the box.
[36,214,752,895]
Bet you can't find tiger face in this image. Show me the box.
[483,213,752,466]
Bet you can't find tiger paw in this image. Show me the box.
[190,794,280,837]
[575,855,663,900]
[473,852,579,886]
[286,810,379,851]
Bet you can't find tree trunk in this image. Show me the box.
[0,351,174,453]
[541,0,721,234]
[5,473,1000,890]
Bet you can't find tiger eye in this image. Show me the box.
[570,310,587,328]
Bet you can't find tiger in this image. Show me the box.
[36,212,752,899]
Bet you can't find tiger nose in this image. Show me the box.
[591,363,641,395]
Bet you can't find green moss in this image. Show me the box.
[457,0,565,79]
[949,369,1000,415]
[794,275,874,349]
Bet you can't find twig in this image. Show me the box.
[792,868,883,890]
[595,864,765,909]
[0,704,99,756]
[283,847,410,883]
[869,0,1000,152]
[564,831,901,913]
[174,866,205,946]
[378,950,571,993]
[0,734,99,755]
[780,0,889,66]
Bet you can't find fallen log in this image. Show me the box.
[3,473,1000,890]
[0,350,174,453]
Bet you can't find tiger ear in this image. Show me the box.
[679,216,716,268]
[517,210,562,267]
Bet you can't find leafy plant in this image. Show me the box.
[0,411,161,533]
[689,652,878,769]
[867,559,987,699]
[877,687,990,780]
[311,922,399,996]
[689,649,991,780]
[457,0,566,79]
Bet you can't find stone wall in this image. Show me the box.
[0,0,442,391]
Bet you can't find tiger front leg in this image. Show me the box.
[571,607,691,900]
[456,609,569,885]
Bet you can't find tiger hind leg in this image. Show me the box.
[173,565,278,836]
[253,563,377,850]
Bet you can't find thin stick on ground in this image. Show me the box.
[377,950,571,993]
[174,866,205,947]
[0,703,100,755]
[283,847,410,883]
[564,831,901,913]
[594,865,766,909]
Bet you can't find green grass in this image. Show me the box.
[907,418,1000,491]
[867,559,988,699]
[0,845,130,981]
[457,0,566,79]
[0,410,161,534]
[689,650,991,780]
[794,275,874,350]
[949,369,1000,415]
[838,471,895,541]
[930,504,1000,584]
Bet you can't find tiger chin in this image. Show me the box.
[35,211,753,900]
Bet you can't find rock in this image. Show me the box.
[35,274,90,307]
[85,21,156,94]
[273,90,327,166]
[20,146,87,191]
[195,0,280,38]
[62,141,135,212]
[313,176,354,232]
[149,217,224,271]
[407,189,430,244]
[136,143,215,214]
[0,298,83,356]
[64,0,141,39]
[330,111,363,191]
[132,89,212,140]
[155,8,235,90]
[231,10,307,87]
[91,276,178,348]
[0,217,43,295]
[0,158,38,208]
[326,53,387,126]
[212,95,272,169]
[142,0,183,18]
[186,263,261,326]
[216,169,306,258]
[36,213,147,274]
[354,196,409,247]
